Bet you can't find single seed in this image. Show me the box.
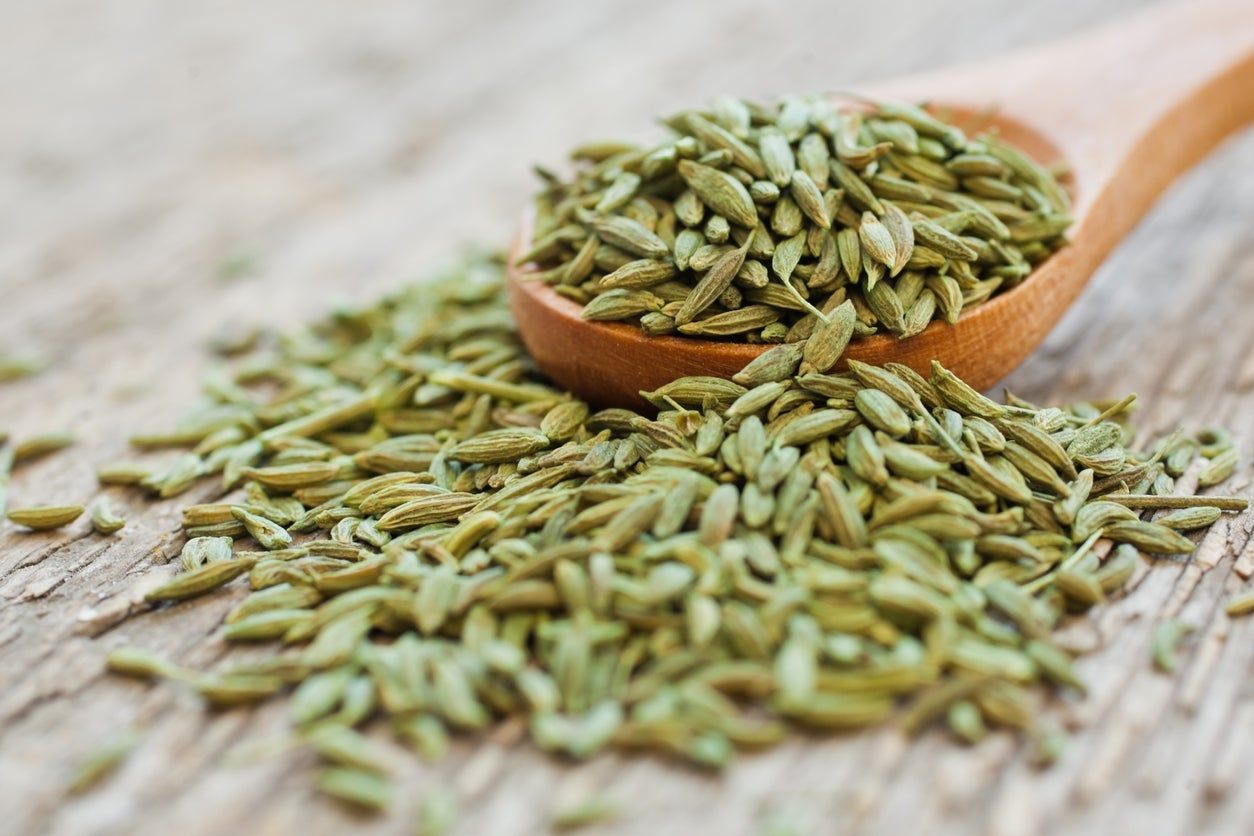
[66,730,141,795]
[1225,591,1254,618]
[91,498,127,535]
[7,504,84,530]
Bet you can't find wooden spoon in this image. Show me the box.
[508,0,1254,408]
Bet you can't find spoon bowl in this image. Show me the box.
[509,0,1254,407]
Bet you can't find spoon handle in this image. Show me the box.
[879,0,1254,218]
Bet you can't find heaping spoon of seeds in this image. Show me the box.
[507,0,1254,408]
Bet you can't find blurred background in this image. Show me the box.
[1,0,1166,359]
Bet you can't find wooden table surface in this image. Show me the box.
[2,1,1252,834]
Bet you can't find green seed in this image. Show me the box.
[90,498,126,535]
[1156,506,1223,531]
[7,504,84,530]
[307,724,391,774]
[551,796,620,831]
[145,558,255,602]
[13,432,75,464]
[1225,591,1254,618]
[316,767,393,811]
[232,507,294,550]
[66,729,141,795]
[1151,619,1195,672]
[418,789,459,836]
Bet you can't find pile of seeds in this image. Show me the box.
[523,95,1071,359]
[102,253,1246,810]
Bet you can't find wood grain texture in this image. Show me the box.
[1,1,1252,835]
